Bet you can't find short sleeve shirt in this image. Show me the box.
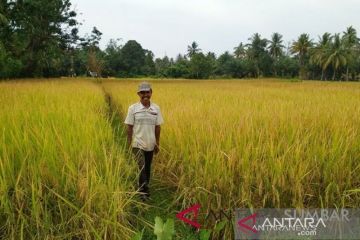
[124,102,164,151]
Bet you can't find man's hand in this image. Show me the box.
[154,144,160,154]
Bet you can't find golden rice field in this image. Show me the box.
[1,78,360,239]
[0,80,139,239]
[104,79,360,238]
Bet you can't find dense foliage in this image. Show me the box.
[1,1,359,80]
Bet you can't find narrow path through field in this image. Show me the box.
[99,82,197,239]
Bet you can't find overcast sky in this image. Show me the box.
[71,0,360,59]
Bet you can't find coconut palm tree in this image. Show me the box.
[324,34,348,80]
[310,32,332,80]
[233,42,246,59]
[187,41,201,58]
[342,26,360,80]
[268,33,284,58]
[268,33,284,76]
[246,33,268,77]
[291,34,313,79]
[343,26,358,47]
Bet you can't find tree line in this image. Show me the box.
[1,0,360,81]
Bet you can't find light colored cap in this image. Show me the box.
[137,82,151,92]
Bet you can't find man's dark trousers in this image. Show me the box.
[132,147,153,195]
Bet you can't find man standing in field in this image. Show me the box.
[124,82,164,201]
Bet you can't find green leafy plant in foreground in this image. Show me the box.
[131,216,175,240]
[154,216,175,240]
[131,216,228,240]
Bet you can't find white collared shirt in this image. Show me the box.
[124,101,164,151]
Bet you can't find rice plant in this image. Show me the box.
[0,79,139,239]
[104,79,360,226]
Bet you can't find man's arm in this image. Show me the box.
[154,125,161,154]
[126,124,133,147]
[124,105,134,149]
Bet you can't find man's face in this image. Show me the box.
[138,90,152,104]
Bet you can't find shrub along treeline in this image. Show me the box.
[1,0,360,80]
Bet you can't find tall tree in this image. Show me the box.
[233,42,246,59]
[268,33,284,58]
[291,33,313,79]
[81,27,104,76]
[103,39,123,76]
[246,33,269,77]
[189,53,213,79]
[324,34,348,80]
[342,26,359,80]
[155,56,172,76]
[187,41,201,58]
[0,0,79,77]
[310,32,332,80]
[120,40,146,76]
[268,33,284,76]
[142,49,156,75]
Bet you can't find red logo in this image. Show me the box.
[176,204,201,229]
[238,213,258,233]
